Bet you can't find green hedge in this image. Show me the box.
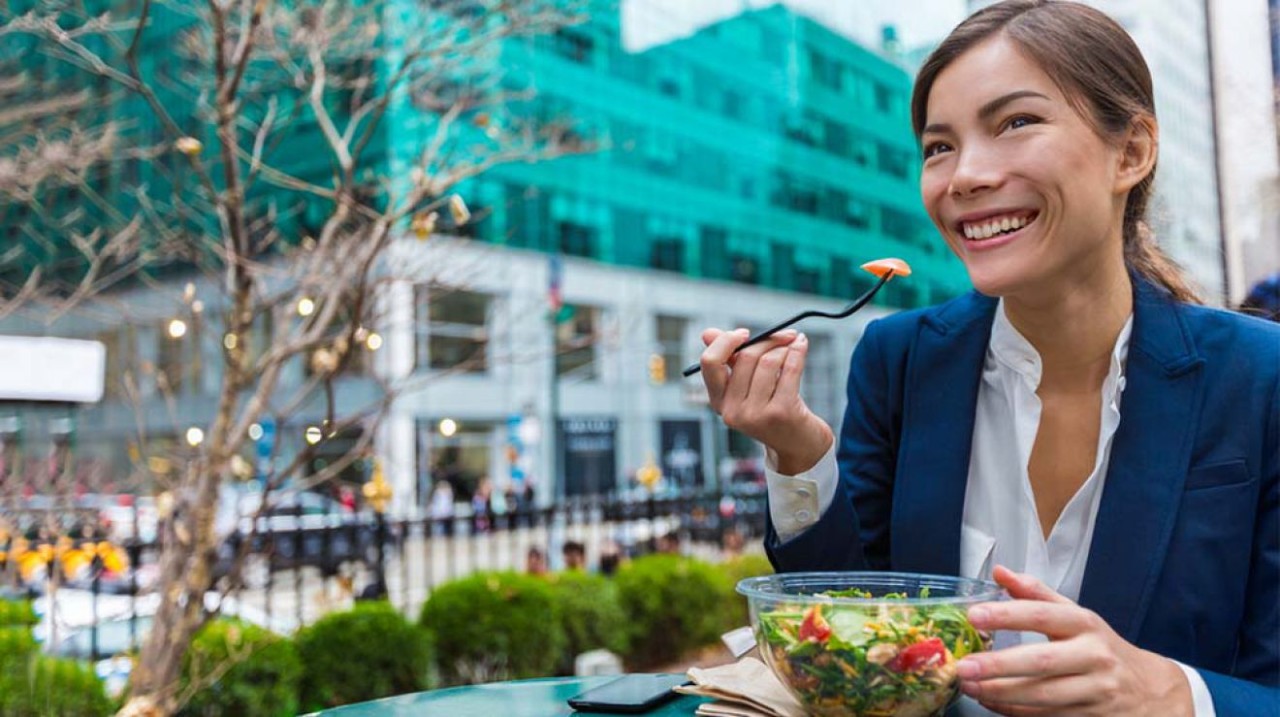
[421,571,565,685]
[0,654,113,717]
[0,600,37,627]
[297,601,432,711]
[0,600,111,716]
[545,571,629,674]
[716,553,775,630]
[178,619,301,717]
[614,555,734,669]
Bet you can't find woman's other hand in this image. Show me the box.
[958,565,1194,717]
[698,327,834,475]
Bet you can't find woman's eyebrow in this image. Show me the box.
[922,89,1052,135]
[977,89,1051,120]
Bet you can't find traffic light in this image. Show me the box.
[648,353,666,385]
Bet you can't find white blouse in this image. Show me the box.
[765,300,1214,716]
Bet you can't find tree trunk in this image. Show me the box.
[117,459,225,717]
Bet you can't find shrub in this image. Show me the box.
[0,626,37,666]
[297,600,432,711]
[0,600,37,627]
[614,555,734,668]
[0,654,113,717]
[545,570,629,674]
[420,571,565,685]
[717,553,775,630]
[178,619,301,717]
[0,601,109,716]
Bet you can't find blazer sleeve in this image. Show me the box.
[1196,373,1280,715]
[765,318,899,572]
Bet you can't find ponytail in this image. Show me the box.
[1123,220,1203,304]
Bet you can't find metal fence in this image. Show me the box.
[9,488,770,662]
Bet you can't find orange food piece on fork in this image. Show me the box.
[860,257,912,278]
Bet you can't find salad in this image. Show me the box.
[756,587,991,717]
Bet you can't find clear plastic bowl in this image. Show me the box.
[737,572,1003,717]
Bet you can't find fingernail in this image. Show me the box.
[956,658,980,680]
[968,605,989,624]
[735,328,749,336]
[796,332,807,344]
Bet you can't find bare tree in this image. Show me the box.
[2,0,590,713]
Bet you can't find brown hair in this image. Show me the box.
[910,0,1203,303]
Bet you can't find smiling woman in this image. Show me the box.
[695,2,1279,717]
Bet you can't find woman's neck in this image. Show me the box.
[1004,264,1134,391]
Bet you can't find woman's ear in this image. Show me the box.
[1114,115,1158,193]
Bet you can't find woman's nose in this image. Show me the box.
[948,146,1004,197]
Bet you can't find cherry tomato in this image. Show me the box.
[888,637,946,673]
[798,605,832,643]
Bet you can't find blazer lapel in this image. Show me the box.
[1078,278,1204,641]
[892,292,997,576]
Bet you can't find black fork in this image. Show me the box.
[681,270,895,377]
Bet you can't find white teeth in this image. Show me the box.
[962,213,1033,240]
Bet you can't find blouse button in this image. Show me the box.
[795,510,813,522]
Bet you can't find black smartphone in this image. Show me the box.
[567,673,690,714]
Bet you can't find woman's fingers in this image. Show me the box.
[742,331,798,404]
[958,637,1098,682]
[700,328,749,410]
[963,672,1097,710]
[773,332,809,401]
[968,599,1098,641]
[992,565,1073,604]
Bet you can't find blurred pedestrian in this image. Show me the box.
[471,477,493,533]
[525,546,548,576]
[562,540,586,571]
[598,540,622,577]
[428,478,454,536]
[655,530,681,555]
[1239,272,1280,322]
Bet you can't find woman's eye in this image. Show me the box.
[1003,115,1039,131]
[922,142,952,159]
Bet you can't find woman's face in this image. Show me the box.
[919,36,1129,298]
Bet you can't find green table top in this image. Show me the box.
[306,675,711,717]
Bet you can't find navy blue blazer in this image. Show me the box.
[765,277,1280,715]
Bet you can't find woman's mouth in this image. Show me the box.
[957,211,1039,249]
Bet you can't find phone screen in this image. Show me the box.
[567,674,689,713]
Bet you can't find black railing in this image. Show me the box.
[7,488,768,662]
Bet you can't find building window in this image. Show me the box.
[729,255,760,285]
[650,238,683,272]
[823,119,851,159]
[873,82,896,114]
[418,287,490,373]
[794,267,822,295]
[558,221,596,258]
[700,226,728,279]
[881,207,920,243]
[877,142,910,179]
[157,314,202,395]
[722,89,744,120]
[556,303,600,379]
[655,315,687,378]
[553,28,594,64]
[809,50,842,91]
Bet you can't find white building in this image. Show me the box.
[5,239,889,517]
[1210,0,1280,303]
